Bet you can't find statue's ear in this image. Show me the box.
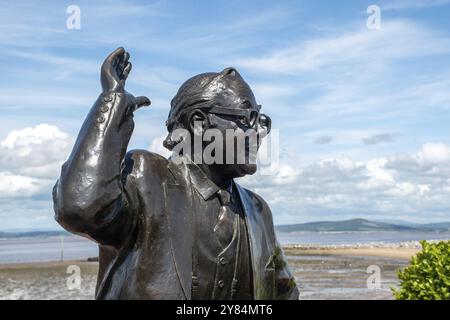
[188,110,207,136]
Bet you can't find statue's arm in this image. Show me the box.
[273,239,300,300]
[253,191,300,299]
[53,91,132,244]
[52,48,150,246]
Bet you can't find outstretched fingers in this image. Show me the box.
[122,62,132,81]
[106,47,125,65]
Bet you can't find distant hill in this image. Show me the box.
[421,222,450,230]
[276,218,450,233]
[1,218,449,238]
[376,219,450,229]
[0,230,70,239]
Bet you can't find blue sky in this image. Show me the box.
[1,0,450,230]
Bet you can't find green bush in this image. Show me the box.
[393,240,450,300]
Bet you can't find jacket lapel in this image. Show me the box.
[164,160,193,299]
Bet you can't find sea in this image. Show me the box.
[1,231,450,264]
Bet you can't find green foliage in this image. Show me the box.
[392,240,450,300]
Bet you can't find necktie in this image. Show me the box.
[214,189,235,249]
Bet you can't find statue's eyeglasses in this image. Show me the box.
[207,105,271,133]
[167,104,271,134]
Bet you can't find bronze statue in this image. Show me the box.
[53,47,299,300]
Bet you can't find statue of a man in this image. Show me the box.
[53,47,299,300]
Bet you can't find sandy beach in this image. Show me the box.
[0,260,98,300]
[285,245,417,300]
[284,246,420,260]
[0,245,418,300]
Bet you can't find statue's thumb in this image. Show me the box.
[134,96,151,110]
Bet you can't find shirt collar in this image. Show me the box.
[186,161,232,201]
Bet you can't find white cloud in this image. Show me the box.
[240,142,450,224]
[236,20,450,75]
[0,124,73,198]
[365,157,394,186]
[0,172,48,198]
[417,143,450,165]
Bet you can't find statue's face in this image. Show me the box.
[192,83,271,178]
[207,99,260,177]
[166,68,271,179]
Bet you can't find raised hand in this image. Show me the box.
[101,47,132,93]
[100,47,150,111]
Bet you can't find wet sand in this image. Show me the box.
[0,260,98,300]
[0,247,414,300]
[285,247,420,260]
[285,246,412,300]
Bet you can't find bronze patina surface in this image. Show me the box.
[53,48,299,300]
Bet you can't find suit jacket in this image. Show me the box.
[52,90,299,300]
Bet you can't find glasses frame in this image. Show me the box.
[167,103,271,134]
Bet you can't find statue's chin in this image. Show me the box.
[235,163,257,177]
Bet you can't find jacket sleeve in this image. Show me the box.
[250,189,300,300]
[52,90,139,246]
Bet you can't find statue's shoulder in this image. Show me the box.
[236,183,271,213]
[125,149,169,165]
[124,149,170,180]
[236,183,276,239]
